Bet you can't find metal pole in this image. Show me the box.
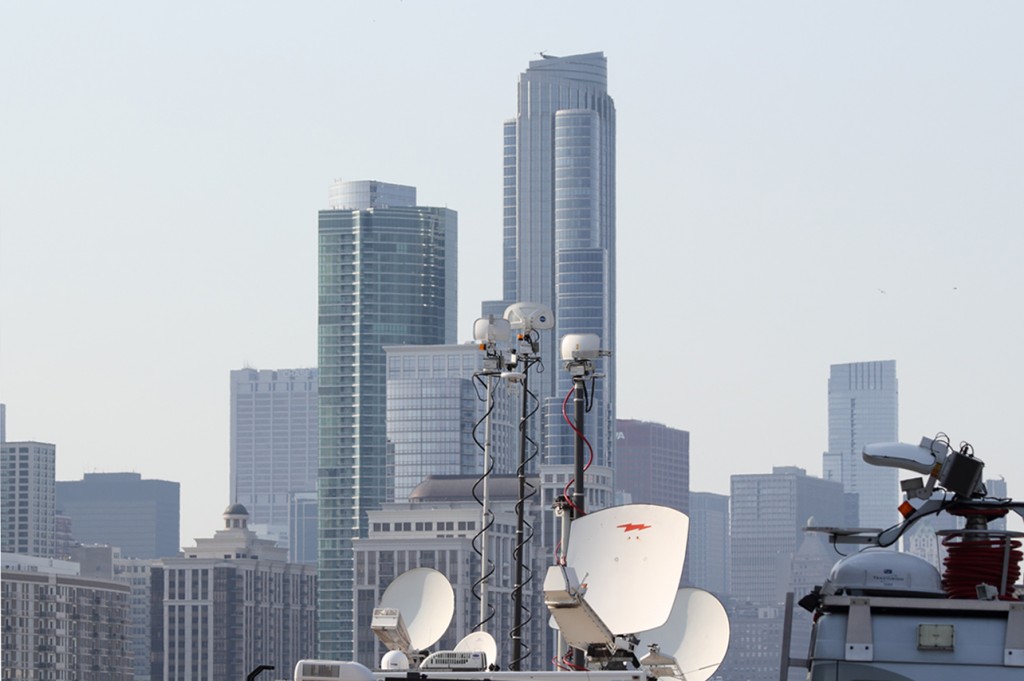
[572,376,587,670]
[572,378,585,517]
[510,364,529,670]
[479,375,493,629]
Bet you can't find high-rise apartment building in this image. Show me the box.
[495,52,617,472]
[317,180,457,658]
[385,343,518,503]
[230,367,318,545]
[1,441,56,558]
[822,360,899,531]
[56,472,180,559]
[151,505,317,681]
[1,553,132,681]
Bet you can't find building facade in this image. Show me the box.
[230,367,318,546]
[317,179,457,659]
[613,419,689,514]
[385,343,519,503]
[729,467,844,606]
[496,52,617,474]
[352,476,545,670]
[1,553,132,681]
[151,505,316,681]
[687,491,730,597]
[822,360,899,531]
[2,441,56,558]
[56,472,180,559]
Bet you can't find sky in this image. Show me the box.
[2,1,1022,544]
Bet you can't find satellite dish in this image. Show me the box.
[379,568,455,650]
[637,588,730,681]
[454,631,498,668]
[564,504,689,635]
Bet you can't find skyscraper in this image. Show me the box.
[230,367,318,545]
[822,360,899,531]
[384,343,518,503]
[613,419,689,514]
[317,180,456,659]
[729,467,844,605]
[1,441,56,558]
[56,472,180,559]
[687,491,730,596]
[497,52,617,471]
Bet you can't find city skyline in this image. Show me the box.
[2,3,1022,544]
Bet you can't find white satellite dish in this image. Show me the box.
[379,568,455,650]
[454,631,498,668]
[637,588,730,681]
[564,504,689,635]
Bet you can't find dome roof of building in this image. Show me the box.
[408,475,537,502]
[223,503,249,516]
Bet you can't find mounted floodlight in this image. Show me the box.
[473,315,512,345]
[503,301,554,333]
[561,333,602,362]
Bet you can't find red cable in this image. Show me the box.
[560,384,595,515]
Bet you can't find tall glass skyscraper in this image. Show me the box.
[822,360,899,531]
[317,180,456,659]
[499,52,616,469]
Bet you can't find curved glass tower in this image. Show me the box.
[502,52,616,468]
[317,180,456,659]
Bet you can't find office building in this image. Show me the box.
[729,467,844,606]
[613,419,689,514]
[289,491,318,565]
[230,367,318,545]
[687,491,730,596]
[151,504,316,681]
[385,343,518,503]
[822,360,899,531]
[56,472,180,559]
[494,52,617,473]
[1,441,56,558]
[1,552,132,681]
[318,179,457,658]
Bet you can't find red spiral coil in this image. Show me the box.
[941,508,1022,600]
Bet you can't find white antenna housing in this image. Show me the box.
[503,301,554,332]
[561,333,602,361]
[473,316,512,344]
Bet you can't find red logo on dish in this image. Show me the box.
[617,523,652,532]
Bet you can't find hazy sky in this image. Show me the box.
[2,2,1022,543]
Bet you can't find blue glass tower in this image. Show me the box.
[501,53,616,468]
[317,180,456,658]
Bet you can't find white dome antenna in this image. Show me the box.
[503,301,554,334]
